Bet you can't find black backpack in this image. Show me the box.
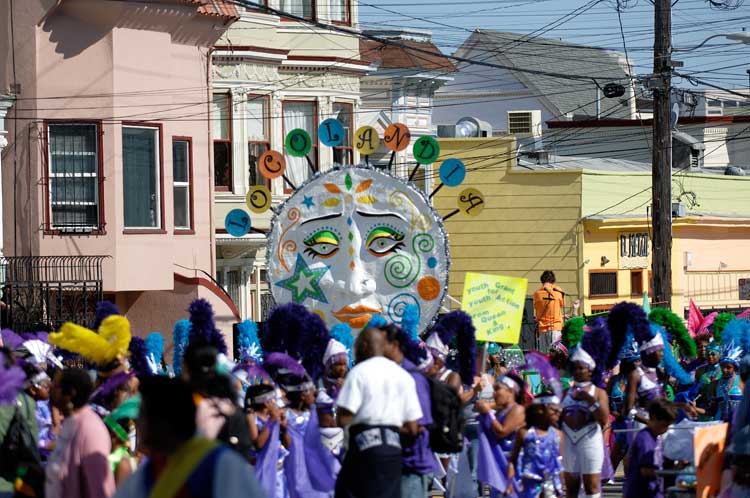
[216,405,253,461]
[0,401,44,497]
[426,377,464,453]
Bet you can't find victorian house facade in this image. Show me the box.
[211,1,370,321]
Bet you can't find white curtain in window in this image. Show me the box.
[330,0,346,22]
[246,99,266,141]
[212,94,230,140]
[281,0,312,18]
[283,102,314,186]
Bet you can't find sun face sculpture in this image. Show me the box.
[267,166,450,334]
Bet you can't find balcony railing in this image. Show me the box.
[1,256,106,333]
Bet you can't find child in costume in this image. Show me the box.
[560,319,611,498]
[711,319,750,424]
[623,399,678,498]
[246,381,290,498]
[694,340,721,421]
[507,394,564,498]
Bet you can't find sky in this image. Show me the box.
[357,0,750,91]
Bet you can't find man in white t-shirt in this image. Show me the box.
[335,328,422,498]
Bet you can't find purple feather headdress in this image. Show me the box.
[263,352,306,380]
[607,301,650,369]
[429,311,477,385]
[20,331,49,343]
[581,317,612,387]
[92,301,121,330]
[1,329,24,351]
[188,299,227,355]
[0,360,26,405]
[232,364,272,386]
[128,336,151,377]
[262,303,329,381]
[90,371,135,406]
[523,351,562,400]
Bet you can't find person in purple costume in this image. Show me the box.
[623,399,678,498]
[507,396,564,498]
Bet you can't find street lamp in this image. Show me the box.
[673,31,750,52]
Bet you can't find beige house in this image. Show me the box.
[211,1,370,320]
[0,0,240,344]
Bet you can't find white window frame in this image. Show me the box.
[172,139,191,230]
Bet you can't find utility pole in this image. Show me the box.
[651,0,672,309]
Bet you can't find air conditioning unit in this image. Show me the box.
[672,202,687,218]
[437,124,457,138]
[437,117,493,138]
[507,110,542,137]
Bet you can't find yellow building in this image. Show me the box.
[435,138,750,319]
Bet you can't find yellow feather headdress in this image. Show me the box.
[49,315,132,366]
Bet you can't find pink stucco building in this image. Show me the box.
[0,0,241,349]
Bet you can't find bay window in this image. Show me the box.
[173,139,192,231]
[47,123,101,231]
[212,93,232,191]
[123,126,162,229]
[332,102,353,165]
[247,96,270,187]
[283,101,317,188]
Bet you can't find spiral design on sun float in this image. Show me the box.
[387,294,420,325]
[384,253,418,289]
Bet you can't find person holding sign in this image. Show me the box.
[533,271,565,353]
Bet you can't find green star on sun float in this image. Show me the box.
[275,254,330,304]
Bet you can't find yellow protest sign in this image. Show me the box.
[461,272,527,344]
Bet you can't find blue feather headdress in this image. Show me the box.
[145,332,165,373]
[172,319,191,375]
[651,324,692,386]
[329,324,354,367]
[188,299,227,355]
[262,303,330,381]
[365,315,388,329]
[720,319,750,368]
[237,320,263,363]
[400,304,420,341]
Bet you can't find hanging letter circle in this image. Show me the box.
[355,126,380,155]
[259,150,286,179]
[457,188,485,217]
[286,129,312,157]
[319,119,344,147]
[225,209,252,237]
[246,185,272,214]
[413,136,440,165]
[383,123,411,152]
[439,158,466,187]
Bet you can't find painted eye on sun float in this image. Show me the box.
[366,227,405,256]
[303,230,340,259]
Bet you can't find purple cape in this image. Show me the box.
[477,413,518,497]
[284,412,329,498]
[255,419,280,498]
[303,407,341,493]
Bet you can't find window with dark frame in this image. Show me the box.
[212,94,232,191]
[332,102,353,165]
[330,0,350,25]
[247,96,270,187]
[280,0,314,19]
[123,126,161,229]
[173,139,192,231]
[589,271,618,297]
[630,270,644,297]
[47,123,101,231]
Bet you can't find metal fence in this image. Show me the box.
[1,256,106,333]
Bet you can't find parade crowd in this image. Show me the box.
[1,273,750,498]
